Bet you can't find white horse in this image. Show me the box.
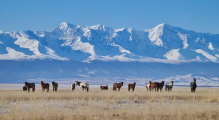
[75,81,89,92]
[165,81,174,91]
[146,83,150,92]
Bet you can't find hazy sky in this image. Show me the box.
[0,0,219,33]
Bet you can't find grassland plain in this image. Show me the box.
[0,87,219,120]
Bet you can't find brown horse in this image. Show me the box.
[128,82,136,92]
[149,81,157,91]
[113,82,123,91]
[24,82,35,92]
[100,85,108,90]
[23,86,27,91]
[52,82,58,92]
[41,81,50,92]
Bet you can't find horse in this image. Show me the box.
[149,81,157,91]
[165,81,174,92]
[113,82,123,91]
[24,82,35,92]
[146,83,150,91]
[23,86,27,91]
[190,78,197,92]
[52,82,58,92]
[155,81,164,91]
[128,82,136,92]
[100,85,108,90]
[71,83,75,91]
[41,81,50,92]
[75,81,89,92]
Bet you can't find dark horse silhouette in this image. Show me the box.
[23,86,27,91]
[24,82,35,92]
[128,82,136,92]
[155,81,164,91]
[190,78,197,92]
[41,81,50,92]
[113,82,123,91]
[165,81,174,92]
[100,85,108,90]
[71,83,75,91]
[52,82,58,92]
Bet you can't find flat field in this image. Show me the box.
[0,86,219,120]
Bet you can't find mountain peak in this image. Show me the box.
[89,24,107,31]
[59,22,76,30]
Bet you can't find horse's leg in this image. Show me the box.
[128,87,130,91]
[132,88,134,92]
[28,88,30,92]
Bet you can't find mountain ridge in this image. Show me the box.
[1,22,219,63]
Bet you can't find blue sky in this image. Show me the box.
[0,0,219,33]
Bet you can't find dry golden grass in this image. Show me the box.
[0,87,219,120]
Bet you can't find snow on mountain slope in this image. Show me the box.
[0,22,219,63]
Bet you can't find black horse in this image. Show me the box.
[24,82,35,92]
[52,82,58,92]
[190,78,197,92]
[155,81,164,91]
[71,83,75,91]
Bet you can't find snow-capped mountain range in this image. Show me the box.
[1,22,219,86]
[1,22,219,63]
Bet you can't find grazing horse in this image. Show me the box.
[165,81,174,92]
[190,78,197,92]
[149,81,157,91]
[52,82,58,92]
[128,82,136,92]
[75,81,89,92]
[155,81,164,91]
[113,82,123,91]
[24,82,35,92]
[41,81,50,92]
[146,83,150,91]
[71,83,75,91]
[100,85,108,90]
[23,86,27,91]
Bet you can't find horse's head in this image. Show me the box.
[100,86,102,88]
[149,81,152,84]
[75,81,81,86]
[171,81,174,84]
[41,81,43,84]
[25,82,27,86]
[193,78,196,83]
[161,81,164,85]
[52,82,55,84]
[134,82,136,85]
[121,82,123,86]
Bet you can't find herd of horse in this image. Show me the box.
[23,78,197,93]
